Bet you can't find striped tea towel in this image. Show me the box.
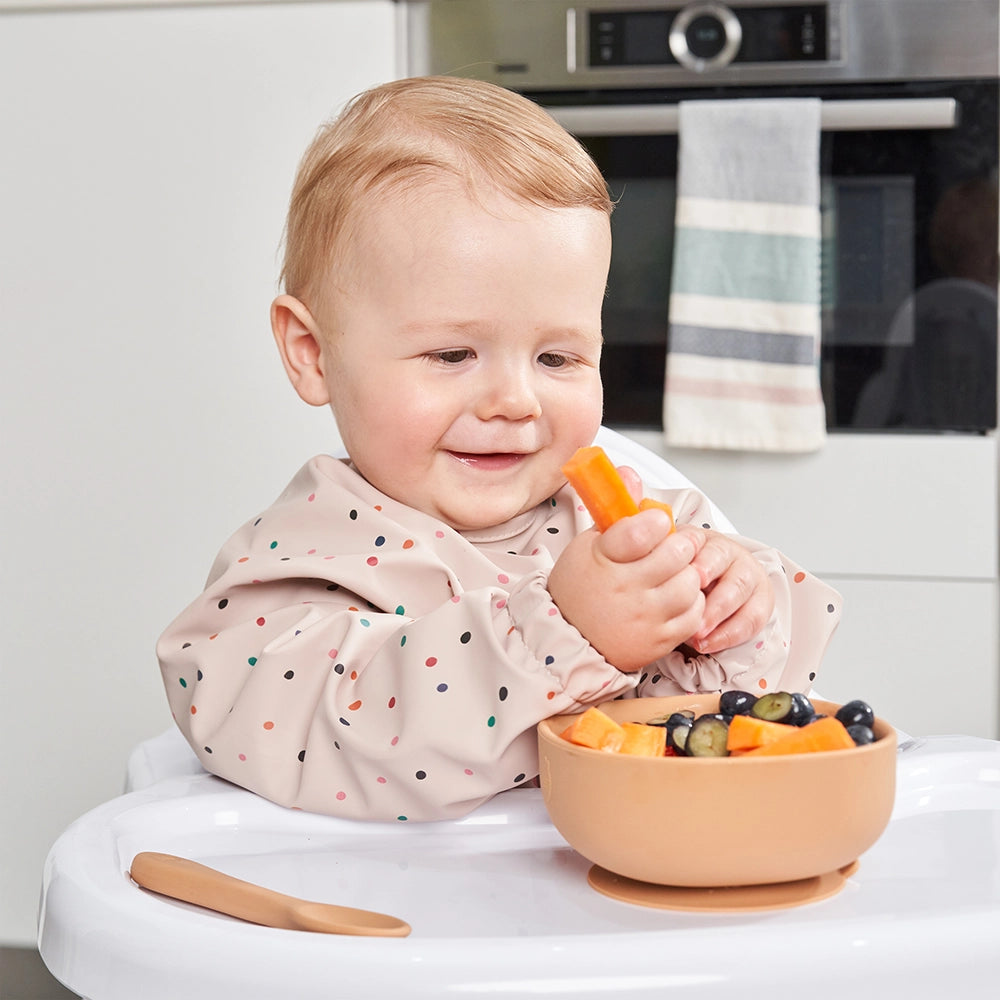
[664,99,826,452]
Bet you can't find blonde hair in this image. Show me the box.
[279,75,612,309]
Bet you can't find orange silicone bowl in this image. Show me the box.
[537,694,897,887]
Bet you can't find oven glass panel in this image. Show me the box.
[558,81,998,432]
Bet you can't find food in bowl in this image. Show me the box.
[537,693,897,888]
[559,690,877,757]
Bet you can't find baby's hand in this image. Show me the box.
[548,511,707,672]
[686,532,775,654]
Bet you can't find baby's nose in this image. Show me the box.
[475,366,543,421]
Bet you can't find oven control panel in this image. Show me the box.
[590,3,829,71]
[403,0,997,89]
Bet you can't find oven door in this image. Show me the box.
[534,81,999,433]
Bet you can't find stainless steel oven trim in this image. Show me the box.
[400,0,999,89]
[547,97,958,135]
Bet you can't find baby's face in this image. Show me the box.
[316,179,610,531]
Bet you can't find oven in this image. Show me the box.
[403,0,998,434]
[400,0,1000,739]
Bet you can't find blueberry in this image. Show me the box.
[647,709,693,728]
[846,723,875,746]
[836,699,875,730]
[719,690,758,717]
[789,692,817,726]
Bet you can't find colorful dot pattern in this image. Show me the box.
[157,454,842,822]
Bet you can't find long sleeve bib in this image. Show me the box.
[157,456,840,821]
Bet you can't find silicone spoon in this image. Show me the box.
[129,851,411,937]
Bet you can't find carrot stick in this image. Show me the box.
[562,446,674,533]
[741,716,856,756]
[562,446,638,531]
[725,714,794,752]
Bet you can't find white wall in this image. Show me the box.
[1,0,395,946]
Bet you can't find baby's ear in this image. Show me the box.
[271,295,331,407]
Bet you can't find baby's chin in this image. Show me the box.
[432,493,554,533]
[355,463,561,532]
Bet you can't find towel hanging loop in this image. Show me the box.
[547,97,958,136]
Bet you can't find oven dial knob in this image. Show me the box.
[670,2,743,72]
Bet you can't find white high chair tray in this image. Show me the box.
[40,734,1000,1000]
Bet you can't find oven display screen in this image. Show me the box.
[590,5,828,67]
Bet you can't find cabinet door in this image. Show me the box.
[819,577,999,740]
[628,430,999,581]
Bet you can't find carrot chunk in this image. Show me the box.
[725,714,796,752]
[619,722,668,757]
[562,446,638,531]
[562,446,675,534]
[638,497,676,533]
[742,716,857,756]
[559,706,625,752]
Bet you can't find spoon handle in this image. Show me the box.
[129,851,411,937]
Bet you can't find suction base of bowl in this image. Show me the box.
[587,860,859,913]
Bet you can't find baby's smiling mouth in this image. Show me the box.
[447,451,529,470]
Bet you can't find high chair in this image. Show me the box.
[37,428,1000,998]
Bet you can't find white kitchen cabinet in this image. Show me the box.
[626,430,1000,741]
[634,432,999,580]
[1,0,396,946]
[820,577,999,740]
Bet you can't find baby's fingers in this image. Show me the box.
[616,464,643,503]
[691,572,775,653]
[599,511,701,567]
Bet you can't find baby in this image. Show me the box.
[157,76,841,821]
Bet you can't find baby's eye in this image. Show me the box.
[538,352,569,368]
[431,349,474,364]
